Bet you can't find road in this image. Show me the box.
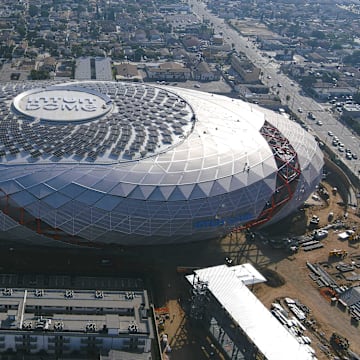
[188,0,360,178]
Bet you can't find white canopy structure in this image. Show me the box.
[187,265,316,360]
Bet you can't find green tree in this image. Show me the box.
[30,70,50,80]
[300,75,316,88]
[134,47,145,61]
[40,9,49,18]
[28,4,38,17]
[16,24,26,37]
[311,30,326,40]
[71,45,84,58]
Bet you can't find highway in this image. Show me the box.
[189,0,360,178]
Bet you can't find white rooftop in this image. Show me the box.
[230,263,267,286]
[186,265,315,360]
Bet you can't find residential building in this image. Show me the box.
[145,62,191,81]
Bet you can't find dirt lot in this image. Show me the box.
[222,181,360,359]
[155,180,360,360]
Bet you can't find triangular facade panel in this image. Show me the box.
[0,180,24,195]
[147,187,166,201]
[10,191,38,207]
[197,181,214,197]
[128,186,146,200]
[159,186,176,200]
[27,183,54,199]
[189,184,207,200]
[178,184,195,200]
[95,195,123,211]
[42,192,72,209]
[58,183,86,199]
[210,181,227,197]
[168,186,187,201]
[75,190,104,206]
[140,185,157,200]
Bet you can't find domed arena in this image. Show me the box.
[0,81,323,247]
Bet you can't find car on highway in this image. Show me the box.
[307,112,316,120]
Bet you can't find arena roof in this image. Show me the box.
[0,81,278,200]
[187,265,315,360]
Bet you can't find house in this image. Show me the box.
[145,62,191,81]
[193,61,220,82]
[182,35,201,52]
[114,62,142,82]
[149,29,162,42]
[212,34,224,46]
[133,29,147,43]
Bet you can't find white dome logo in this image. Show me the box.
[13,85,112,123]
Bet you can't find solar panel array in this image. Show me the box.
[0,82,195,163]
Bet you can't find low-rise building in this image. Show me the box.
[312,85,356,100]
[342,103,360,121]
[0,287,154,357]
[114,62,142,82]
[231,54,261,84]
[193,61,220,82]
[75,57,113,81]
[145,62,191,81]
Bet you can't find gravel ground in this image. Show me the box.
[249,182,360,359]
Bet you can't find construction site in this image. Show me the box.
[150,161,360,360]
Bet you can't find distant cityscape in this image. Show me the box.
[0,0,359,129]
